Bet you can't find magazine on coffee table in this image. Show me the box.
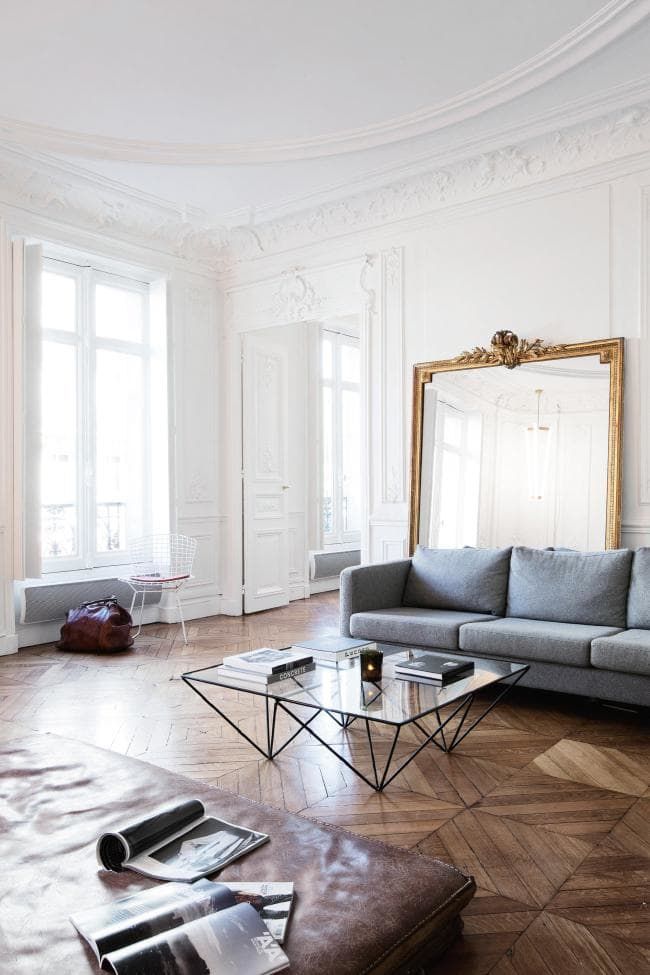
[71,878,295,968]
[97,798,269,881]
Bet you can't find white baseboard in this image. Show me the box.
[0,634,18,655]
[158,595,222,624]
[289,583,310,601]
[310,578,341,594]
[220,595,243,616]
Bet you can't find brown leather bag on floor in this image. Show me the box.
[57,597,134,652]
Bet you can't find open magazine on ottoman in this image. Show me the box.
[97,798,269,881]
[70,879,293,973]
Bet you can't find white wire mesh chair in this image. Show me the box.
[120,534,197,644]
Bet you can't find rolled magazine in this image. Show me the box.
[97,799,269,882]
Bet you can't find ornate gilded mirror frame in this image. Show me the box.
[409,332,624,553]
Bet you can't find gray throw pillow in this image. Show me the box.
[506,546,632,627]
[402,546,512,615]
[627,548,650,629]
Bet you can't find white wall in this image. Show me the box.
[218,157,650,611]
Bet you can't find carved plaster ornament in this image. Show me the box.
[453,330,567,369]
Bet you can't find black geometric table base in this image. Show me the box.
[182,667,527,792]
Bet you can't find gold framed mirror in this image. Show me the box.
[409,333,624,553]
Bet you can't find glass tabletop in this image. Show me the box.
[183,648,528,727]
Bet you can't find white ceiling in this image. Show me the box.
[1,0,649,222]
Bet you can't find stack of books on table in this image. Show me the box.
[292,636,377,665]
[218,647,315,688]
[394,652,474,686]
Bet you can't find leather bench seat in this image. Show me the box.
[1,733,475,975]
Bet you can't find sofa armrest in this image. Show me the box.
[339,560,412,636]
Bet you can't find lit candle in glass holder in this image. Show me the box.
[360,647,383,682]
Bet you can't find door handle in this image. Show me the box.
[282,485,291,490]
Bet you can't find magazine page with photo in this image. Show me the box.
[103,903,289,975]
[70,879,295,963]
[97,800,269,881]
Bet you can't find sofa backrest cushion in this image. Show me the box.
[506,546,632,627]
[402,546,512,615]
[627,548,650,629]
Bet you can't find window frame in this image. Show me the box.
[320,328,361,548]
[41,257,155,574]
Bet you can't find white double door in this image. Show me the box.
[242,331,291,613]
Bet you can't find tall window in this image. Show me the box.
[429,401,482,548]
[40,258,168,572]
[320,329,361,545]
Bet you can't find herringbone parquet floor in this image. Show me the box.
[1,592,648,974]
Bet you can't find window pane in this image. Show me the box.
[41,342,78,558]
[442,410,462,448]
[322,386,333,535]
[95,350,144,553]
[340,343,360,384]
[438,449,460,547]
[42,271,76,332]
[321,337,332,381]
[95,283,143,342]
[342,389,361,533]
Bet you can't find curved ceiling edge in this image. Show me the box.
[0,0,648,164]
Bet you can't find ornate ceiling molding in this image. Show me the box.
[3,95,650,271]
[0,0,647,164]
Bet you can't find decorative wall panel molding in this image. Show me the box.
[380,247,405,504]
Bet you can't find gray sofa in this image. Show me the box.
[340,545,650,707]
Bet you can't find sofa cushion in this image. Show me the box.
[506,547,632,627]
[459,617,622,666]
[402,546,512,616]
[591,629,650,677]
[627,548,650,629]
[350,607,495,650]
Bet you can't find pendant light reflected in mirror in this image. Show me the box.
[526,388,551,500]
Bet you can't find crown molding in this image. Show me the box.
[0,0,648,164]
[3,96,650,272]
[0,145,237,270]
[231,97,650,263]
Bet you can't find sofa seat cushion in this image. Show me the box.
[506,546,632,627]
[350,607,495,650]
[591,629,650,677]
[459,617,622,666]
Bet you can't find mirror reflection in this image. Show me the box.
[419,355,611,551]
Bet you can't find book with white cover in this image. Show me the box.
[222,647,313,675]
[218,662,315,685]
[292,636,376,662]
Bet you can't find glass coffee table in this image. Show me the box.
[182,647,528,792]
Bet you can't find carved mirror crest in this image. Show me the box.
[409,332,624,553]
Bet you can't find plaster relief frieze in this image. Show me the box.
[4,98,650,269]
[270,267,323,322]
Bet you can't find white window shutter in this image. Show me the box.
[12,240,42,579]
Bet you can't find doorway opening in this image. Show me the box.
[241,316,363,614]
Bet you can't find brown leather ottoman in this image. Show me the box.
[0,734,475,974]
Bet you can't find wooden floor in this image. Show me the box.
[1,592,648,974]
